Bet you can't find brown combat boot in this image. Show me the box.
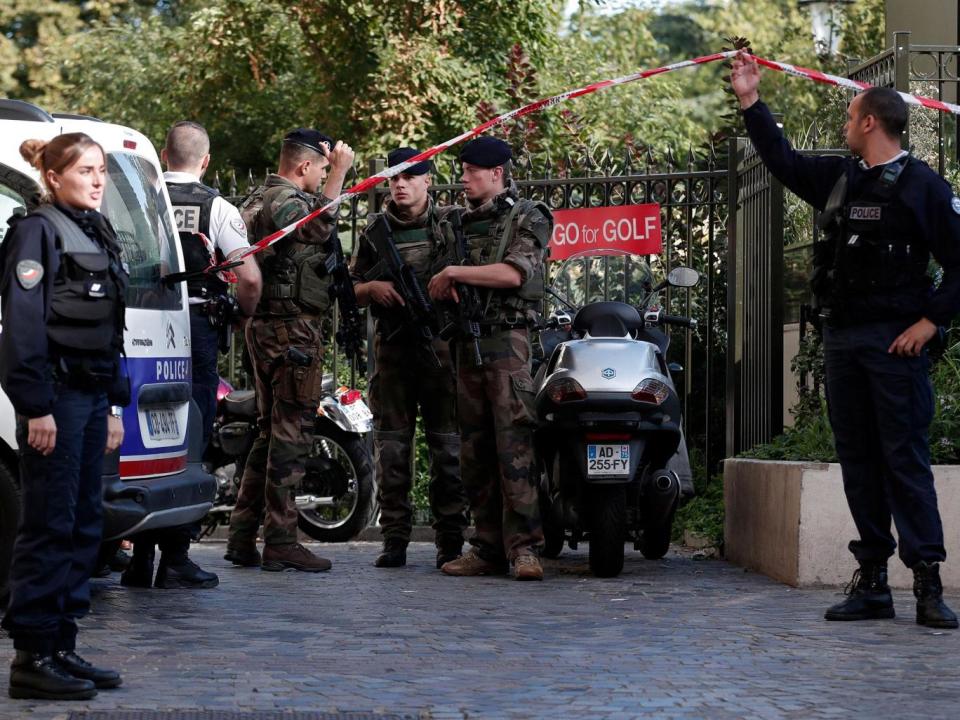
[440,548,507,576]
[512,554,544,581]
[261,543,332,573]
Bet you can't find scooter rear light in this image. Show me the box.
[340,389,362,405]
[546,378,587,404]
[631,378,670,405]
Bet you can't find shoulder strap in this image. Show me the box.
[491,199,525,266]
[33,205,100,254]
[816,172,848,232]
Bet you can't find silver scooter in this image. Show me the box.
[533,266,699,577]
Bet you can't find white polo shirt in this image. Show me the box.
[164,171,250,303]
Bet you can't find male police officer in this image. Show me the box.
[428,136,552,581]
[351,147,467,569]
[120,121,262,590]
[731,53,960,627]
[225,128,354,573]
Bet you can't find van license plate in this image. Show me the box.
[146,407,180,440]
[586,444,630,476]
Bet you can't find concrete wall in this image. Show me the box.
[724,458,960,589]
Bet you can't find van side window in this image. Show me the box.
[102,153,182,310]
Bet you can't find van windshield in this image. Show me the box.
[102,152,182,310]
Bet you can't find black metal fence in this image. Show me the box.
[218,147,730,474]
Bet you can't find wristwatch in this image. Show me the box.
[109,405,123,419]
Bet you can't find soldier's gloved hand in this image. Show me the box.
[368,280,405,307]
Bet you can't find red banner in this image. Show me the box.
[548,204,662,262]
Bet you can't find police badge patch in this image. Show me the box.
[951,196,960,215]
[15,260,43,290]
[231,217,246,234]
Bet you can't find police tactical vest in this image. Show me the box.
[33,205,127,355]
[457,196,550,322]
[166,181,226,299]
[815,157,929,314]
[248,184,331,317]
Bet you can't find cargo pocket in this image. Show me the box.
[292,361,322,408]
[509,370,537,427]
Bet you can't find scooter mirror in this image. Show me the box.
[667,266,700,288]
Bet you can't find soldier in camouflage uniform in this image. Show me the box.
[225,128,354,573]
[428,137,553,581]
[351,147,467,570]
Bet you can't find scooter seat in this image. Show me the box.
[573,301,643,338]
[224,389,257,418]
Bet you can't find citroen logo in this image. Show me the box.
[166,322,176,349]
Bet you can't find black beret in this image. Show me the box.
[459,136,512,168]
[387,147,431,175]
[283,128,334,156]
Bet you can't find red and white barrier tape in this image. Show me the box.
[230,50,960,266]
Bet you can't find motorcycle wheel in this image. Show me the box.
[587,484,626,578]
[296,422,375,543]
[540,460,564,559]
[0,460,20,606]
[639,522,673,560]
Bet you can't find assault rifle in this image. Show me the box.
[324,225,366,374]
[438,210,483,368]
[363,215,441,370]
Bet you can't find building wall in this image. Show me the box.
[886,0,958,46]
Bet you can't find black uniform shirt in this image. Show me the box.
[0,205,126,418]
[743,99,960,327]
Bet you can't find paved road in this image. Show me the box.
[1,542,957,719]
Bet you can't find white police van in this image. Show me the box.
[0,99,215,598]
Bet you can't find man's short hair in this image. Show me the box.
[164,121,210,168]
[858,88,908,138]
[279,141,325,168]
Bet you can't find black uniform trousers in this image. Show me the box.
[2,387,108,655]
[823,319,946,569]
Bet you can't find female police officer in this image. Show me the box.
[1,133,129,700]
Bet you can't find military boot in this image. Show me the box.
[54,651,122,689]
[824,562,895,621]
[435,536,464,569]
[512,554,544,581]
[224,541,261,567]
[119,544,155,588]
[8,651,97,700]
[441,548,508,576]
[913,562,959,629]
[374,540,407,568]
[262,543,332,572]
[154,557,219,589]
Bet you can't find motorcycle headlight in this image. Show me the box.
[631,378,670,405]
[546,377,587,404]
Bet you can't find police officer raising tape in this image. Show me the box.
[731,51,960,629]
[1,133,130,699]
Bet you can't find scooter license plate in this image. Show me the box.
[340,398,373,426]
[146,406,180,441]
[586,444,630,476]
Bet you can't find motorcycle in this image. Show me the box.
[201,374,376,543]
[533,266,699,577]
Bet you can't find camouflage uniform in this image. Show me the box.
[440,184,552,562]
[350,198,467,550]
[228,174,334,550]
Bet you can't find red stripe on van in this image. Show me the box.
[120,454,186,478]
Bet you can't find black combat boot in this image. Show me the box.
[913,562,958,629]
[8,651,97,700]
[435,537,463,569]
[224,542,261,567]
[824,562,895,621]
[54,650,122,689]
[120,544,155,588]
[374,540,407,568]
[154,556,219,589]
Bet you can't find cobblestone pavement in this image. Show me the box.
[1,542,958,720]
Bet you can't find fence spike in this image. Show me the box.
[247,169,255,194]
[686,146,695,168]
[666,146,676,169]
[543,152,554,178]
[623,147,633,174]
[212,170,221,191]
[645,146,655,171]
[229,169,238,196]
